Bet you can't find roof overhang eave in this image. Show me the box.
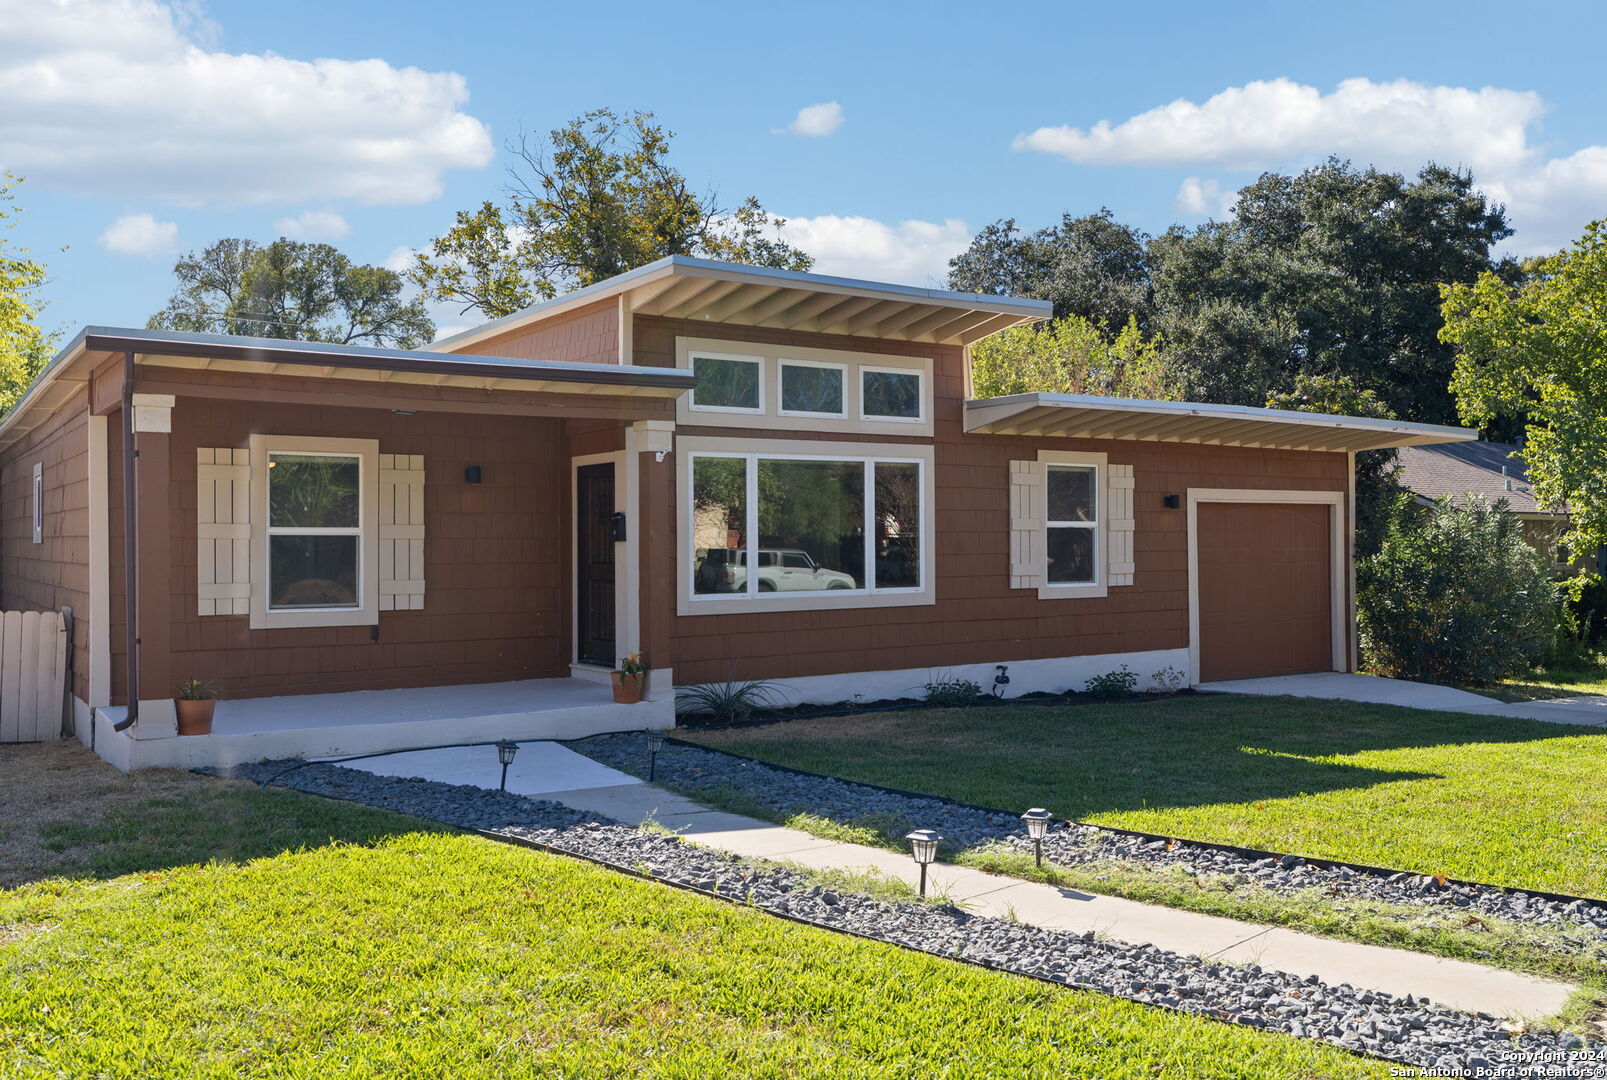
[963,393,1479,453]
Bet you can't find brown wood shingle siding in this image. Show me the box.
[137,398,586,700]
[449,297,618,364]
[627,315,1350,687]
[0,387,92,701]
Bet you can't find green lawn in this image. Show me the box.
[0,780,1382,1079]
[682,694,1607,898]
[1456,653,1607,703]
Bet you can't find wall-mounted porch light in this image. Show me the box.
[464,465,483,484]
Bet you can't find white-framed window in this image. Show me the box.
[675,338,933,436]
[248,434,379,629]
[679,436,935,615]
[1046,463,1098,586]
[31,462,42,544]
[860,366,925,423]
[778,358,847,418]
[688,351,764,414]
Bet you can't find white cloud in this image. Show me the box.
[382,244,417,273]
[1174,177,1238,219]
[98,212,177,256]
[0,0,493,205]
[777,101,845,137]
[272,210,350,241]
[775,215,970,284]
[1013,78,1541,175]
[1017,76,1607,252]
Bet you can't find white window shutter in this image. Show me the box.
[197,448,250,615]
[1009,459,1045,589]
[379,454,426,610]
[1108,463,1135,586]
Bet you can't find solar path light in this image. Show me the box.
[646,729,666,782]
[1021,808,1053,868]
[906,828,942,898]
[495,740,518,792]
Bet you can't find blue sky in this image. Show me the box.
[9,0,1607,341]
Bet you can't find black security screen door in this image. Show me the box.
[576,463,616,666]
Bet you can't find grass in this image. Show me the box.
[681,694,1607,900]
[1452,653,1607,703]
[0,779,1384,1079]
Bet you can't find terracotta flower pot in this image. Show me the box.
[175,698,216,736]
[611,672,646,704]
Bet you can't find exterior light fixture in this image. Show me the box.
[906,828,942,898]
[1021,808,1053,867]
[464,465,482,484]
[646,729,666,781]
[495,740,518,791]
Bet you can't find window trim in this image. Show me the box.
[777,357,848,419]
[1037,450,1108,600]
[248,434,379,630]
[31,462,42,544]
[678,435,935,616]
[674,338,934,437]
[687,350,766,415]
[858,365,927,424]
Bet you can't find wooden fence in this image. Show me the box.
[0,610,69,743]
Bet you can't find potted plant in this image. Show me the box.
[174,677,219,736]
[612,654,648,705]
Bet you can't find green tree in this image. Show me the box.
[1359,494,1561,683]
[1264,373,1404,558]
[1444,218,1607,564]
[947,209,1152,330]
[0,174,57,414]
[410,109,813,319]
[970,314,1171,401]
[149,238,434,348]
[1149,159,1511,422]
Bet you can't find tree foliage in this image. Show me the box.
[1359,495,1561,683]
[410,109,813,319]
[947,209,1152,330]
[1264,373,1405,558]
[970,314,1170,401]
[149,238,434,349]
[1149,159,1511,422]
[1444,218,1607,567]
[0,174,56,414]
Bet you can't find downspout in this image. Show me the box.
[112,350,139,732]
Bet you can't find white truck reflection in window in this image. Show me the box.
[695,548,857,593]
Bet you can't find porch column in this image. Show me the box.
[131,393,177,739]
[633,420,674,696]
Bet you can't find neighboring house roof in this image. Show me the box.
[428,254,1054,354]
[963,393,1477,453]
[1395,441,1560,515]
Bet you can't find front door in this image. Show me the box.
[576,463,616,667]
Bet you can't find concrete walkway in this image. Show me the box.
[342,741,1574,1021]
[1199,672,1607,728]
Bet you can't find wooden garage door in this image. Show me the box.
[1197,502,1333,682]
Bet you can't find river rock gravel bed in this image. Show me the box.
[571,733,1607,941]
[223,757,1600,1075]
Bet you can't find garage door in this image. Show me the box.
[1197,502,1333,682]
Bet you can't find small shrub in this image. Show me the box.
[1149,666,1187,693]
[1083,666,1139,699]
[675,680,786,724]
[1359,494,1564,684]
[923,675,982,707]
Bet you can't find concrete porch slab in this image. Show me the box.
[91,678,673,771]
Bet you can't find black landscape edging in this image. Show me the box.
[646,736,1607,911]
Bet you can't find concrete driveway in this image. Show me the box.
[1198,672,1607,728]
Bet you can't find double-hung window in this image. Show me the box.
[1045,463,1098,585]
[249,435,379,629]
[681,437,934,614]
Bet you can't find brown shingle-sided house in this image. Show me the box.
[0,256,1476,769]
